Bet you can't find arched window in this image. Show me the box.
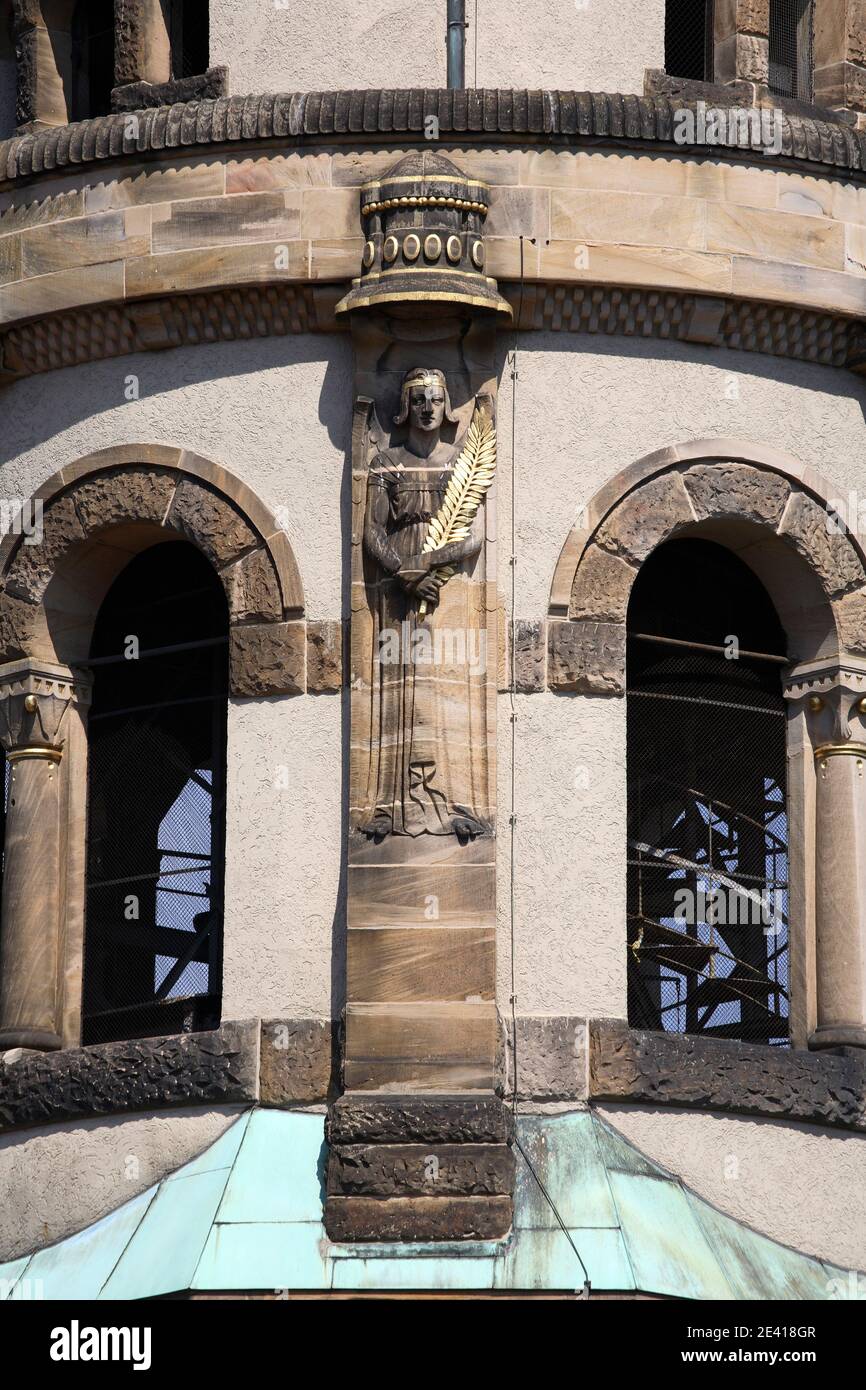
[627,539,790,1047]
[165,0,210,80]
[71,0,116,121]
[665,0,714,82]
[769,0,813,100]
[82,541,229,1046]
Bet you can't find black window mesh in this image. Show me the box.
[166,0,210,81]
[82,542,228,1046]
[665,0,714,82]
[627,540,790,1048]
[769,0,814,100]
[71,0,115,120]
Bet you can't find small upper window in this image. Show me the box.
[665,0,714,82]
[769,0,814,100]
[165,0,210,80]
[71,0,115,121]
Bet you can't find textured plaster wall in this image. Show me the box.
[599,1103,866,1273]
[212,0,664,97]
[0,1105,246,1262]
[223,695,344,1019]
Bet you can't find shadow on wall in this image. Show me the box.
[0,332,354,466]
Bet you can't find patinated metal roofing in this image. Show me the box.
[0,1108,856,1299]
[2,89,866,185]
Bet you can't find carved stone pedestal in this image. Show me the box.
[324,1094,514,1242]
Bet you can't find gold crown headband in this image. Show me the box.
[393,369,458,425]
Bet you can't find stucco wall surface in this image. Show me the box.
[210,0,665,99]
[0,1104,246,1262]
[599,1102,866,1273]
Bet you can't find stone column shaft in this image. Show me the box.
[786,656,866,1050]
[0,660,91,1052]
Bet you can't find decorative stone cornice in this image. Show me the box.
[3,88,866,187]
[0,282,861,384]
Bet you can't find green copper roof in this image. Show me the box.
[0,1108,858,1300]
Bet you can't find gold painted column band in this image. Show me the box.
[815,743,866,761]
[6,746,63,764]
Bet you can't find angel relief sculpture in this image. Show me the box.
[359,367,496,841]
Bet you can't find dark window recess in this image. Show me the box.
[627,539,790,1048]
[82,542,228,1047]
[665,0,714,81]
[71,0,115,120]
[769,0,814,100]
[165,0,210,80]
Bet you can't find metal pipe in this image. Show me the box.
[447,0,466,89]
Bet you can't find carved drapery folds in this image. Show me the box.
[785,655,866,1051]
[0,659,91,1051]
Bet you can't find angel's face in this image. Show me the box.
[409,386,446,433]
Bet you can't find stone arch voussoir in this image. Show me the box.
[547,441,866,695]
[0,444,330,697]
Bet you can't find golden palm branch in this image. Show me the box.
[418,408,497,616]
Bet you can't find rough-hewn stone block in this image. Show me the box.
[168,479,257,568]
[570,545,636,624]
[779,489,865,597]
[328,1143,515,1197]
[220,548,282,623]
[596,474,695,565]
[73,467,177,533]
[229,620,306,697]
[548,620,626,695]
[324,1194,513,1242]
[259,1018,338,1104]
[327,1094,513,1146]
[306,619,343,691]
[4,495,85,603]
[111,68,229,111]
[511,618,546,693]
[589,1016,866,1133]
[0,1020,259,1134]
[684,462,791,526]
[504,1015,587,1101]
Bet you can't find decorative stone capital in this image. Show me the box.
[783,654,866,750]
[0,659,91,757]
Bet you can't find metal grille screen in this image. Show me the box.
[665,0,714,82]
[769,0,814,99]
[82,542,228,1046]
[626,541,790,1048]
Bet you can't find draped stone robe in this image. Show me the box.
[361,442,490,838]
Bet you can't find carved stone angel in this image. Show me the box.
[360,367,492,840]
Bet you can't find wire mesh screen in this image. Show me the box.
[626,540,790,1048]
[665,0,714,82]
[82,543,228,1046]
[769,0,814,100]
[167,0,210,81]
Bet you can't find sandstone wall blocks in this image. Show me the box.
[503,1015,588,1102]
[71,466,177,533]
[511,618,546,693]
[229,620,306,697]
[306,619,343,692]
[548,620,626,696]
[4,494,85,603]
[259,1018,339,1105]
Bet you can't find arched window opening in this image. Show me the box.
[71,0,116,121]
[769,0,813,100]
[165,0,210,80]
[82,541,228,1046]
[665,0,714,82]
[627,539,790,1047]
